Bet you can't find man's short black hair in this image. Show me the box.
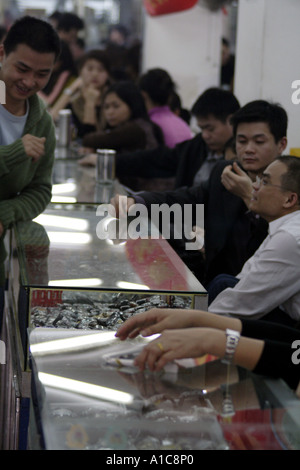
[57,13,84,32]
[139,68,176,106]
[49,11,63,23]
[3,15,61,60]
[276,155,300,200]
[109,24,129,39]
[191,87,240,122]
[230,100,288,143]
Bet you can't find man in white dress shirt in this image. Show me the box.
[208,155,300,326]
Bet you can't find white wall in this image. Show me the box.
[234,0,300,151]
[142,4,222,109]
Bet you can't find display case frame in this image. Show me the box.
[8,204,207,370]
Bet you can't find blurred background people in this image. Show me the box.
[0,24,7,44]
[56,12,85,57]
[107,24,129,47]
[138,68,193,148]
[80,80,163,155]
[220,37,235,92]
[168,91,191,125]
[38,39,78,106]
[48,10,63,30]
[50,49,111,138]
[79,80,166,190]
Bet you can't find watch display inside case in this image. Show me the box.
[9,205,207,364]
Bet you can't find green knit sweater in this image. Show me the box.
[0,94,56,278]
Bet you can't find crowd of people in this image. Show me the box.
[0,13,299,398]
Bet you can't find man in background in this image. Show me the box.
[111,100,288,287]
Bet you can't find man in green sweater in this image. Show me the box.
[0,16,61,325]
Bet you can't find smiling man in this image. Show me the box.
[0,16,61,327]
[208,155,300,326]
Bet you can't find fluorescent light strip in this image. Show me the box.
[38,372,134,405]
[30,331,117,356]
[30,332,159,357]
[116,281,150,290]
[51,196,77,203]
[47,232,92,244]
[34,214,89,231]
[48,278,103,287]
[52,183,77,194]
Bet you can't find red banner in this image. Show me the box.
[143,0,198,16]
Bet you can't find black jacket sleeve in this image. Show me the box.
[241,319,300,390]
[115,133,209,187]
[253,339,300,390]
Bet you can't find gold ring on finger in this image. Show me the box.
[157,342,164,352]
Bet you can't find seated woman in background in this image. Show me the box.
[79,80,166,190]
[80,80,163,154]
[50,50,111,138]
[138,68,193,148]
[38,40,78,107]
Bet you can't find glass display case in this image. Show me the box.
[28,327,300,451]
[8,205,207,368]
[0,297,31,450]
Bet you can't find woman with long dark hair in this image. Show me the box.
[81,80,164,153]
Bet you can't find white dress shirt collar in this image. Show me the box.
[269,210,300,236]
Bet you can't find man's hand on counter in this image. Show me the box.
[110,193,136,218]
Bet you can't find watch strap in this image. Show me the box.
[222,328,240,365]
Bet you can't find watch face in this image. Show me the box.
[226,328,240,338]
[222,329,240,365]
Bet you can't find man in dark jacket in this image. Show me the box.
[111,100,288,286]
[114,87,240,189]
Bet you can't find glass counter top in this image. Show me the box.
[28,327,300,451]
[14,206,205,295]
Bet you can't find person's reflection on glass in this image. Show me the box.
[20,221,50,285]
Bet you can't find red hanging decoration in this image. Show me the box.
[143,0,198,17]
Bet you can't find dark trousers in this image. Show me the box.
[207,273,296,328]
[207,273,239,305]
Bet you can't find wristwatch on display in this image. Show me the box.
[222,329,240,365]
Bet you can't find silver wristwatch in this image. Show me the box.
[222,329,240,365]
